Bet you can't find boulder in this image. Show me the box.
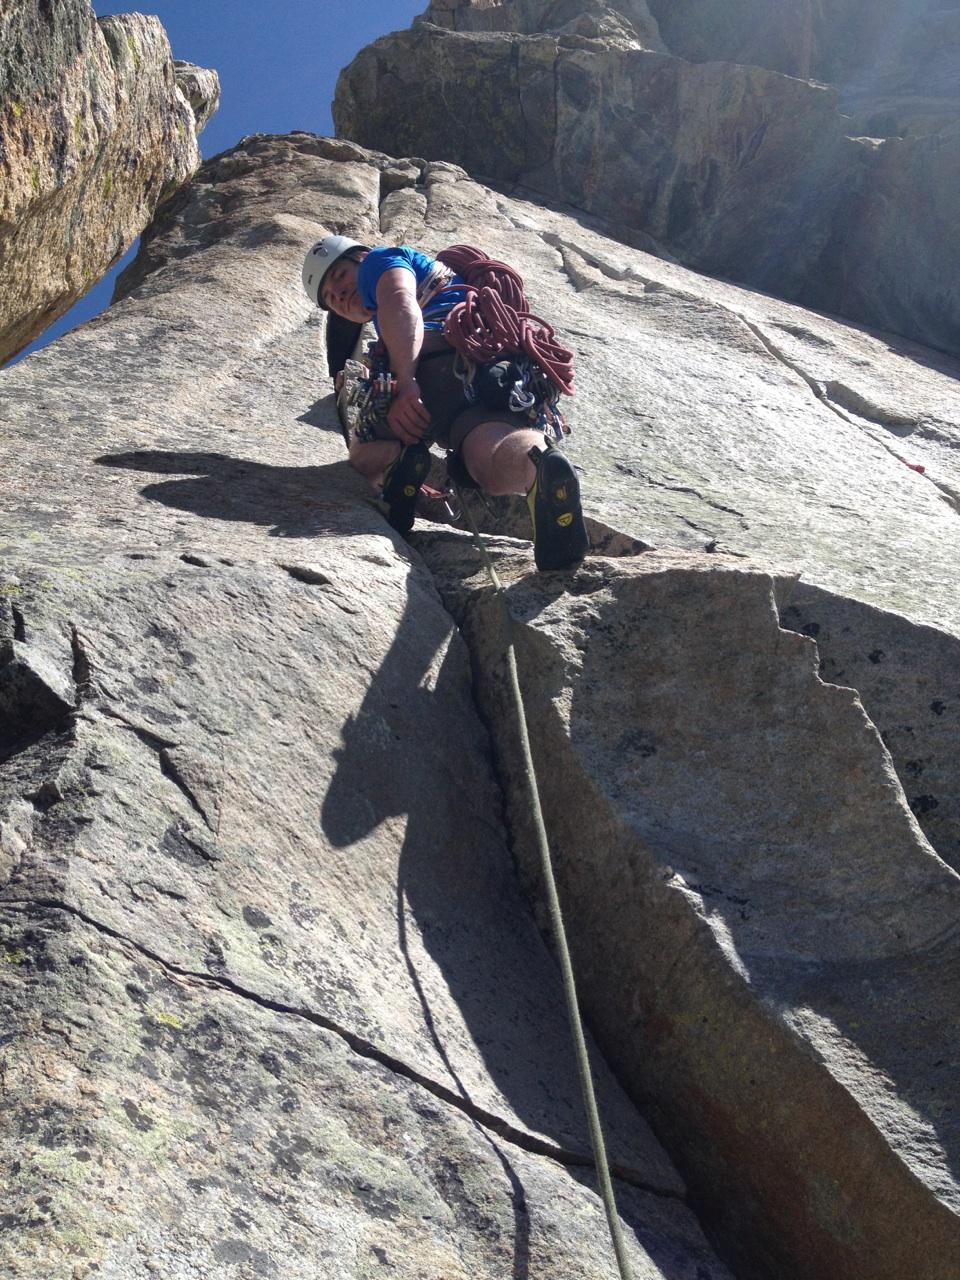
[334,9,960,356]
[0,0,219,366]
[0,132,727,1280]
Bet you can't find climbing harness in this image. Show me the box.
[454,481,635,1280]
[438,244,575,442]
[344,244,575,448]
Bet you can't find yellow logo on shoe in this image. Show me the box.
[403,485,416,497]
[557,513,573,527]
[555,485,568,500]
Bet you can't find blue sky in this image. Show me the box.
[13,0,424,363]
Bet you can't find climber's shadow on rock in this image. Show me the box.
[96,449,374,539]
[296,396,341,431]
[320,580,694,1279]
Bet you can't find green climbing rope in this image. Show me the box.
[456,489,636,1280]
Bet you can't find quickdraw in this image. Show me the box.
[344,351,395,444]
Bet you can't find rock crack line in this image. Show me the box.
[741,319,960,518]
[1,895,685,1203]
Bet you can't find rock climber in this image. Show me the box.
[302,236,588,572]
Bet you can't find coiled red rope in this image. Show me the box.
[437,244,576,396]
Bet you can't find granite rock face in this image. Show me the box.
[0,132,728,1280]
[644,0,960,137]
[3,131,960,1279]
[423,0,667,50]
[0,0,219,366]
[426,0,960,136]
[335,4,960,356]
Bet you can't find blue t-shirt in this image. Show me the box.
[356,245,464,334]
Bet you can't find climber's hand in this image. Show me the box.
[388,378,431,444]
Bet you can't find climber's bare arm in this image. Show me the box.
[375,268,431,443]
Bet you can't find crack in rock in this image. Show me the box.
[95,708,220,831]
[100,705,179,750]
[615,466,748,525]
[741,318,960,517]
[539,231,686,300]
[1,894,684,1203]
[158,747,216,830]
[69,625,95,704]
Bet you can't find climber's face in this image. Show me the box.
[322,254,373,323]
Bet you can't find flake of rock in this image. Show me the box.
[173,59,221,132]
[420,533,960,1280]
[0,1,219,365]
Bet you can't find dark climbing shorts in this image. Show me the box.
[360,344,531,455]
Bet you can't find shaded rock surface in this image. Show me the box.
[334,4,960,356]
[642,0,960,137]
[0,0,219,366]
[0,132,727,1280]
[3,129,960,1277]
[425,0,960,135]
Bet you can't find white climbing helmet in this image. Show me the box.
[302,235,368,308]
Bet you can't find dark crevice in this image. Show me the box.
[158,748,212,829]
[280,563,332,586]
[0,895,684,1203]
[69,625,93,703]
[11,607,26,643]
[100,705,178,750]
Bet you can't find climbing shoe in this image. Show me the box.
[527,444,589,572]
[381,441,430,534]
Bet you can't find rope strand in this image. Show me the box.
[456,486,635,1280]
